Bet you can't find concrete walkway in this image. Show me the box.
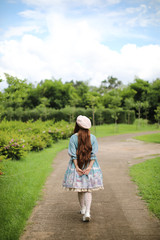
[21,132,160,240]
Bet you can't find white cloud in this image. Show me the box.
[15,0,160,45]
[4,25,41,38]
[126,4,147,14]
[19,9,44,20]
[1,1,160,87]
[0,13,160,87]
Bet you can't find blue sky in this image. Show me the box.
[0,0,160,87]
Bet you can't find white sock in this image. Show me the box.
[84,192,92,214]
[78,192,85,210]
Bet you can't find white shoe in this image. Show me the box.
[83,212,91,222]
[80,207,86,215]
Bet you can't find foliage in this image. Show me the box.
[0,120,73,161]
[1,74,160,123]
[129,78,150,102]
[154,106,160,127]
[124,98,135,124]
[0,106,135,125]
[0,138,27,160]
[99,76,122,93]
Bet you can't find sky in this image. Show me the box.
[0,0,160,88]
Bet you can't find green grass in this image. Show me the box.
[0,139,69,240]
[130,157,160,219]
[134,133,160,143]
[91,123,158,138]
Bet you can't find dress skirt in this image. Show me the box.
[63,159,104,192]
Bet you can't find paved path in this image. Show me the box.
[21,132,160,240]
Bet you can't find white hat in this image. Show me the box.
[76,115,91,129]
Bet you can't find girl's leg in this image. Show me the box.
[83,192,92,221]
[84,192,92,215]
[78,192,85,214]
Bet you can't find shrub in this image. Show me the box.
[29,135,47,151]
[101,109,114,124]
[0,107,135,124]
[0,120,74,160]
[0,138,27,160]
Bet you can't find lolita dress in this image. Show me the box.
[63,133,104,192]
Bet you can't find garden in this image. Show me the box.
[0,74,160,239]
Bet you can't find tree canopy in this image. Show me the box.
[0,74,160,123]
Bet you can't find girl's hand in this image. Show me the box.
[76,167,84,176]
[83,166,91,175]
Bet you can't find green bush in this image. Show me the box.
[0,120,74,160]
[94,108,104,125]
[29,135,47,151]
[0,138,27,160]
[0,107,135,125]
[48,120,73,141]
[100,109,114,124]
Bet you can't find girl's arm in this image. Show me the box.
[73,159,84,176]
[83,160,95,175]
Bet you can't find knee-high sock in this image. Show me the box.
[78,192,85,209]
[84,192,92,214]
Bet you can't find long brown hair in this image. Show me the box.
[74,123,92,169]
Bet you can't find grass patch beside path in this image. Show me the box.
[0,139,69,240]
[134,133,160,143]
[91,123,158,138]
[130,157,160,219]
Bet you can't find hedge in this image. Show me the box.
[1,107,135,124]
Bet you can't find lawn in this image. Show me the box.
[130,157,160,219]
[134,132,160,143]
[91,122,158,138]
[130,131,160,220]
[0,139,69,240]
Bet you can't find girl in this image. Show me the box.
[63,115,104,222]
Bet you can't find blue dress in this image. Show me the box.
[63,133,104,192]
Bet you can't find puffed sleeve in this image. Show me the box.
[90,135,98,160]
[68,135,77,160]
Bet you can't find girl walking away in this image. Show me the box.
[63,115,104,222]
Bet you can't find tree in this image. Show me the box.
[143,101,149,121]
[71,80,89,108]
[147,78,160,122]
[24,87,41,109]
[99,76,122,95]
[107,76,122,90]
[135,101,145,128]
[86,93,100,128]
[3,73,32,110]
[99,79,108,95]
[154,106,160,128]
[124,98,134,124]
[39,79,74,109]
[135,101,143,119]
[108,92,122,129]
[120,86,136,107]
[102,94,114,108]
[129,78,150,102]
